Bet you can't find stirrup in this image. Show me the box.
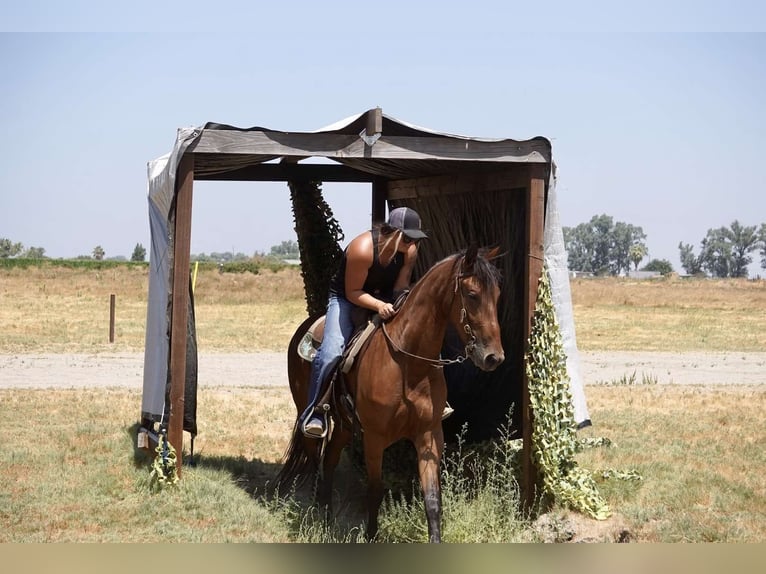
[302,417,327,439]
[301,404,329,439]
[441,403,455,420]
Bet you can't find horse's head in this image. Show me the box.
[451,245,505,371]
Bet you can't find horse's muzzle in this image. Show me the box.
[476,350,504,372]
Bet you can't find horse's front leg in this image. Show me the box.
[362,435,386,542]
[413,428,445,543]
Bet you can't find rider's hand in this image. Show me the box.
[378,301,395,320]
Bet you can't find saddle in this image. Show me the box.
[297,310,380,373]
[297,291,409,431]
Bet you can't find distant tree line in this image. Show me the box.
[191,240,300,263]
[0,239,147,262]
[563,214,654,276]
[563,216,766,278]
[1,234,301,265]
[678,220,765,278]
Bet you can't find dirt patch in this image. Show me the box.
[579,350,766,386]
[1,351,764,390]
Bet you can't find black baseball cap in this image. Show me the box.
[387,207,428,240]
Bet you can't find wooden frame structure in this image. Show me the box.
[149,108,552,506]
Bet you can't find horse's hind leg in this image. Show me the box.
[317,424,351,515]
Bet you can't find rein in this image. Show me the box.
[381,263,478,369]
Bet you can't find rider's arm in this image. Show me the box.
[344,233,388,314]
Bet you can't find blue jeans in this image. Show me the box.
[300,294,357,426]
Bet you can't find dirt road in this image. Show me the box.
[0,351,763,389]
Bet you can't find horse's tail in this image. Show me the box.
[272,313,325,493]
[273,424,321,491]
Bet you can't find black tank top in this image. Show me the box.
[329,228,404,302]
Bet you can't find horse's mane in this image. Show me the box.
[430,247,503,288]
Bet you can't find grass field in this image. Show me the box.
[2,265,765,354]
[1,264,764,542]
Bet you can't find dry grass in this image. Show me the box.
[571,276,766,351]
[2,264,766,542]
[576,384,766,542]
[0,386,296,542]
[2,265,764,354]
[0,265,308,354]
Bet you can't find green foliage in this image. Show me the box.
[759,223,766,270]
[269,240,300,260]
[628,243,648,271]
[190,251,252,263]
[563,214,647,276]
[641,258,674,275]
[525,266,610,520]
[149,434,179,491]
[0,237,24,258]
[0,257,148,271]
[680,220,760,277]
[375,421,531,542]
[131,243,146,262]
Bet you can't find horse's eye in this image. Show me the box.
[467,290,479,300]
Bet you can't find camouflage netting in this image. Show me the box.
[288,180,345,318]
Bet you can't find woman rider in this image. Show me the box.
[300,207,428,438]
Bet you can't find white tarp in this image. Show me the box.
[544,168,591,426]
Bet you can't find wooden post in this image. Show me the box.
[109,294,116,343]
[366,107,383,137]
[521,165,546,509]
[371,178,387,225]
[167,153,194,478]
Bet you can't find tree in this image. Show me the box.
[131,243,147,262]
[727,220,758,278]
[92,245,105,260]
[0,238,24,258]
[269,240,300,259]
[563,214,614,274]
[563,214,648,276]
[23,246,46,259]
[641,259,674,275]
[700,227,733,278]
[628,244,649,271]
[678,241,704,275]
[680,220,760,278]
[760,223,766,271]
[613,222,647,275]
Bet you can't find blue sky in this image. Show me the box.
[1,4,765,274]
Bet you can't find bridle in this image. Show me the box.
[381,260,479,369]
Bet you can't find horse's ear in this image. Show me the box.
[463,244,479,272]
[484,246,504,262]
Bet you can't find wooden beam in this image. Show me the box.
[521,165,546,509]
[168,153,194,478]
[188,130,551,164]
[193,161,379,182]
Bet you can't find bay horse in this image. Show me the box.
[275,245,504,543]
